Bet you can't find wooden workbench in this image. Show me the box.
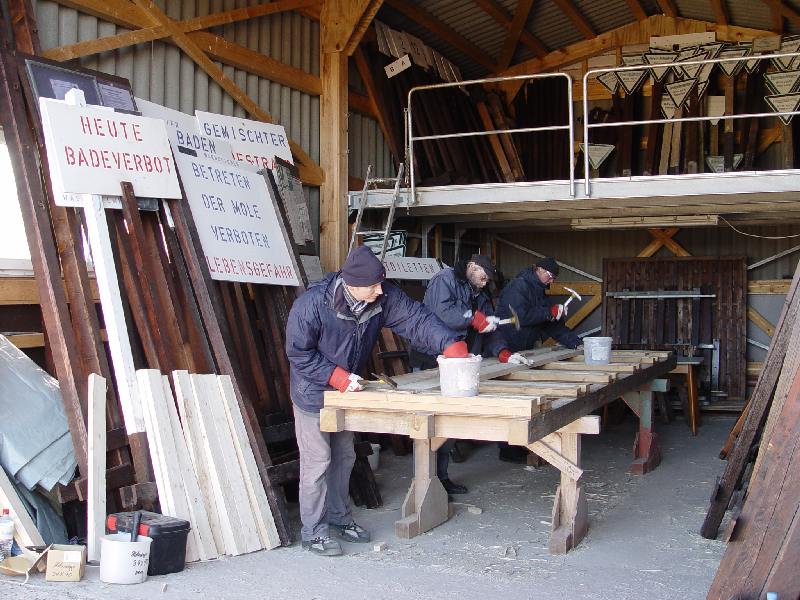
[321,347,676,554]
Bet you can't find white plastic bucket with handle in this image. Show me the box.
[437,354,482,397]
[99,533,152,585]
[583,336,613,365]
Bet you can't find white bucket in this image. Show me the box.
[99,533,152,585]
[437,354,482,397]
[583,337,613,365]
[367,443,381,472]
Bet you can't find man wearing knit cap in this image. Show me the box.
[285,246,468,556]
[410,254,531,495]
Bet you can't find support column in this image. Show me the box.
[548,431,589,554]
[623,389,661,474]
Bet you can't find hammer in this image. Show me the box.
[497,305,521,330]
[563,287,582,310]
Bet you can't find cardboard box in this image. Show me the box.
[45,544,86,582]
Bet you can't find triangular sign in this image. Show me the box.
[765,93,800,125]
[680,52,709,79]
[701,42,725,58]
[644,52,676,82]
[621,54,646,66]
[580,143,615,170]
[696,80,710,99]
[666,78,698,109]
[617,68,648,94]
[597,71,619,95]
[707,95,725,126]
[765,70,800,95]
[773,38,800,71]
[705,154,744,173]
[718,48,750,77]
[661,93,678,119]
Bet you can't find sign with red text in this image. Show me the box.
[195,110,294,172]
[172,148,300,286]
[38,98,180,206]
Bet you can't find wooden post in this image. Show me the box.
[87,373,107,563]
[623,389,661,474]
[548,431,589,554]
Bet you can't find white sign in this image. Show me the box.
[382,256,442,281]
[665,78,698,109]
[195,110,294,172]
[718,48,749,76]
[765,70,800,96]
[644,52,676,81]
[707,95,725,125]
[617,68,648,94]
[705,154,743,173]
[765,93,800,125]
[580,143,615,170]
[172,150,300,286]
[385,54,412,78]
[661,93,678,119]
[597,71,619,94]
[38,97,181,206]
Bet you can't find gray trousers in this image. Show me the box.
[293,405,356,542]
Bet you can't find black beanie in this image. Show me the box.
[536,257,560,277]
[469,254,496,280]
[341,246,386,286]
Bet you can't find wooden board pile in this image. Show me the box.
[703,259,800,598]
[138,370,280,561]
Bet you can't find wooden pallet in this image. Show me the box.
[322,348,676,553]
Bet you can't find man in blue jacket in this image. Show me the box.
[410,254,531,494]
[285,246,468,556]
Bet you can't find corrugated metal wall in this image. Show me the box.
[33,0,396,239]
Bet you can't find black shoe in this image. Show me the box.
[441,478,468,494]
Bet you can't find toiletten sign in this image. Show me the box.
[38,97,181,206]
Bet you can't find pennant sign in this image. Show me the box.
[661,93,678,119]
[707,95,725,126]
[765,93,800,125]
[705,154,743,173]
[665,78,698,109]
[696,80,710,99]
[644,52,677,82]
[773,38,800,71]
[617,68,648,94]
[718,48,750,77]
[580,143,615,170]
[679,52,709,79]
[765,70,800,95]
[597,71,619,94]
[701,42,725,58]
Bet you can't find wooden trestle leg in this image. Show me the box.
[623,389,661,475]
[548,430,589,554]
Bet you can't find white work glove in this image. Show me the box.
[479,315,501,333]
[507,353,531,366]
[550,304,566,321]
[344,373,365,392]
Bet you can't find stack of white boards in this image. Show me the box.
[137,370,280,562]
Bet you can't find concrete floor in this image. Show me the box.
[0,413,733,600]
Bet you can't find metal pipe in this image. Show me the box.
[413,123,570,142]
[566,73,575,197]
[588,110,800,130]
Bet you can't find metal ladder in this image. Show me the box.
[348,163,405,262]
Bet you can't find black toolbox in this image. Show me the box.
[106,511,191,576]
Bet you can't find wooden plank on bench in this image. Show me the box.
[502,370,617,383]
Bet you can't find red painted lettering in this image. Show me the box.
[64,145,75,165]
[132,123,142,142]
[79,116,91,135]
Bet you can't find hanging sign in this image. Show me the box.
[705,154,743,173]
[773,37,800,71]
[38,97,181,207]
[579,143,615,170]
[665,78,698,109]
[172,148,300,286]
[718,48,750,77]
[382,256,442,281]
[374,21,391,56]
[696,80,710,98]
[597,71,619,94]
[661,93,678,119]
[405,33,430,68]
[707,95,725,125]
[765,93,800,125]
[764,70,800,95]
[644,52,677,82]
[679,52,708,79]
[701,42,725,58]
[195,110,294,172]
[617,57,648,94]
[753,36,782,53]
[385,54,412,78]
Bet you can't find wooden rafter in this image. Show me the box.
[551,0,594,40]
[51,0,322,185]
[354,46,401,160]
[710,0,729,26]
[762,0,800,26]
[497,0,534,71]
[656,0,679,18]
[624,0,647,21]
[343,0,384,55]
[42,0,318,61]
[637,228,691,257]
[473,0,547,58]
[384,0,496,71]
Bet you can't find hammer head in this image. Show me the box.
[563,286,582,307]
[508,305,521,330]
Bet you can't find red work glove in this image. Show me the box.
[498,349,512,363]
[328,366,355,393]
[471,311,500,333]
[550,304,565,321]
[442,340,469,358]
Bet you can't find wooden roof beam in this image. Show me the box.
[551,0,594,40]
[624,0,648,21]
[384,0,496,71]
[710,0,729,26]
[473,0,547,58]
[656,0,679,18]
[497,0,535,71]
[761,0,800,27]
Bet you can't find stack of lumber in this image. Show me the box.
[705,260,800,598]
[138,370,280,561]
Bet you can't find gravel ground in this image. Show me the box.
[0,413,732,600]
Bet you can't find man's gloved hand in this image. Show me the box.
[471,311,501,333]
[550,304,566,321]
[329,366,364,393]
[443,340,469,358]
[499,349,530,365]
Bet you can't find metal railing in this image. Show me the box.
[581,50,800,195]
[406,72,575,204]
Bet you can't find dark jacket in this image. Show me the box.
[286,273,460,413]
[496,267,580,350]
[410,263,505,368]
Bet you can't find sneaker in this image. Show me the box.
[329,522,371,543]
[441,478,468,494]
[301,536,343,556]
